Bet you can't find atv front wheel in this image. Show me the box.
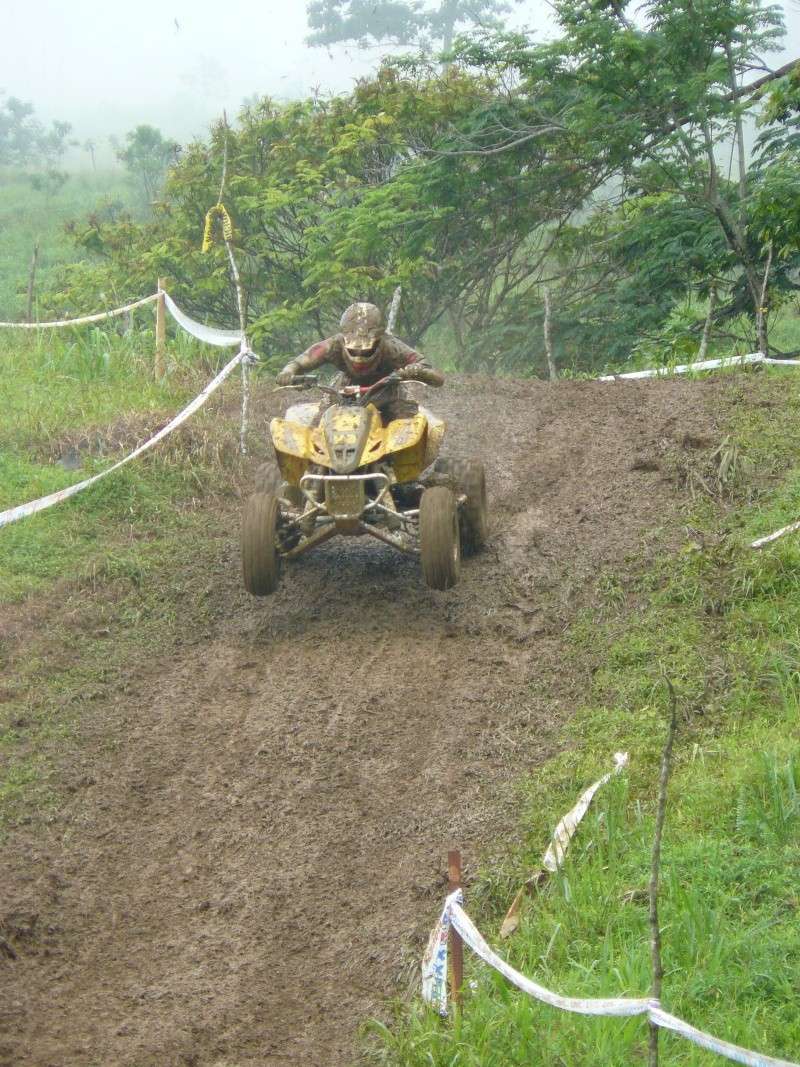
[420,486,461,591]
[242,492,281,596]
[254,461,303,508]
[433,457,488,553]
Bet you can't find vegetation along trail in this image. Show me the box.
[0,371,752,1066]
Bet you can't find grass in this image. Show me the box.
[369,371,800,1066]
[0,328,254,601]
[0,168,131,321]
[3,319,800,1062]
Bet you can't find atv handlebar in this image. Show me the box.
[276,371,429,402]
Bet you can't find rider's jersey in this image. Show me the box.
[293,333,438,386]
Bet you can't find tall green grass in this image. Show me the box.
[0,169,130,320]
[0,329,247,601]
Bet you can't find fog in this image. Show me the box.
[3,0,798,162]
[2,0,554,153]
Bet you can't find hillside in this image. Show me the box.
[2,368,798,1065]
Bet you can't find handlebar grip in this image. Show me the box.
[290,374,318,386]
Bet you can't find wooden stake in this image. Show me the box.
[26,242,40,323]
[155,277,166,379]
[448,849,464,1010]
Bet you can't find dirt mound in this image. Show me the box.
[0,374,746,1066]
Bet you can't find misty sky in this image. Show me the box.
[3,0,799,153]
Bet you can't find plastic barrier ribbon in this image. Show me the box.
[450,898,651,1017]
[0,293,158,329]
[161,291,242,347]
[421,890,459,1016]
[544,751,629,872]
[424,895,799,1065]
[501,752,629,938]
[597,352,800,381]
[751,519,800,550]
[0,346,247,529]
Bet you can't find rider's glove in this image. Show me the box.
[276,362,299,386]
[397,363,445,387]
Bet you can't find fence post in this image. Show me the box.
[26,242,40,324]
[155,277,166,378]
[448,849,464,1010]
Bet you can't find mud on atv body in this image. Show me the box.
[242,373,487,595]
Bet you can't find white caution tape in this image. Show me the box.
[424,895,799,1064]
[649,1007,798,1067]
[449,897,651,1017]
[501,751,629,938]
[421,891,456,1016]
[162,291,242,347]
[0,346,247,529]
[598,352,800,381]
[0,293,158,329]
[751,519,800,549]
[544,751,628,872]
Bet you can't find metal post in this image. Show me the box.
[448,848,463,1010]
[155,277,166,378]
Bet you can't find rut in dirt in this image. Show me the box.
[1,374,741,1067]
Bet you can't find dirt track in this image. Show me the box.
[1,374,742,1066]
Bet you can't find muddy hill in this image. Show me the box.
[2,375,743,1066]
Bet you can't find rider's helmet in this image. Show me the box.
[340,302,384,376]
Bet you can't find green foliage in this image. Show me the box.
[0,169,130,320]
[50,67,589,369]
[115,124,179,207]
[35,0,800,374]
[0,327,238,602]
[0,93,71,168]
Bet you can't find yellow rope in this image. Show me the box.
[202,203,234,253]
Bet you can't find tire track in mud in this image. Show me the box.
[2,375,740,1066]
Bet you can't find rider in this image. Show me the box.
[276,302,444,422]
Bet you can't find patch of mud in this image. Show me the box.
[0,373,754,1066]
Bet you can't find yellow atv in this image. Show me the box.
[242,373,487,595]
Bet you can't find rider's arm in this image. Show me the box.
[387,338,445,387]
[277,337,337,384]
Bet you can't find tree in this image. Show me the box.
[117,125,179,205]
[43,2,800,375]
[48,63,585,368]
[83,139,97,171]
[306,0,515,54]
[449,0,790,357]
[0,94,71,168]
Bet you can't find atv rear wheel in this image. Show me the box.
[433,457,488,553]
[420,486,461,591]
[242,492,281,596]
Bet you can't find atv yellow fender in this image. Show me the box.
[270,403,445,485]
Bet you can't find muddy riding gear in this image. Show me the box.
[279,330,443,391]
[340,302,385,376]
[396,363,442,384]
[276,364,299,386]
[277,307,444,425]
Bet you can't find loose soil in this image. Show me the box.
[0,374,754,1066]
